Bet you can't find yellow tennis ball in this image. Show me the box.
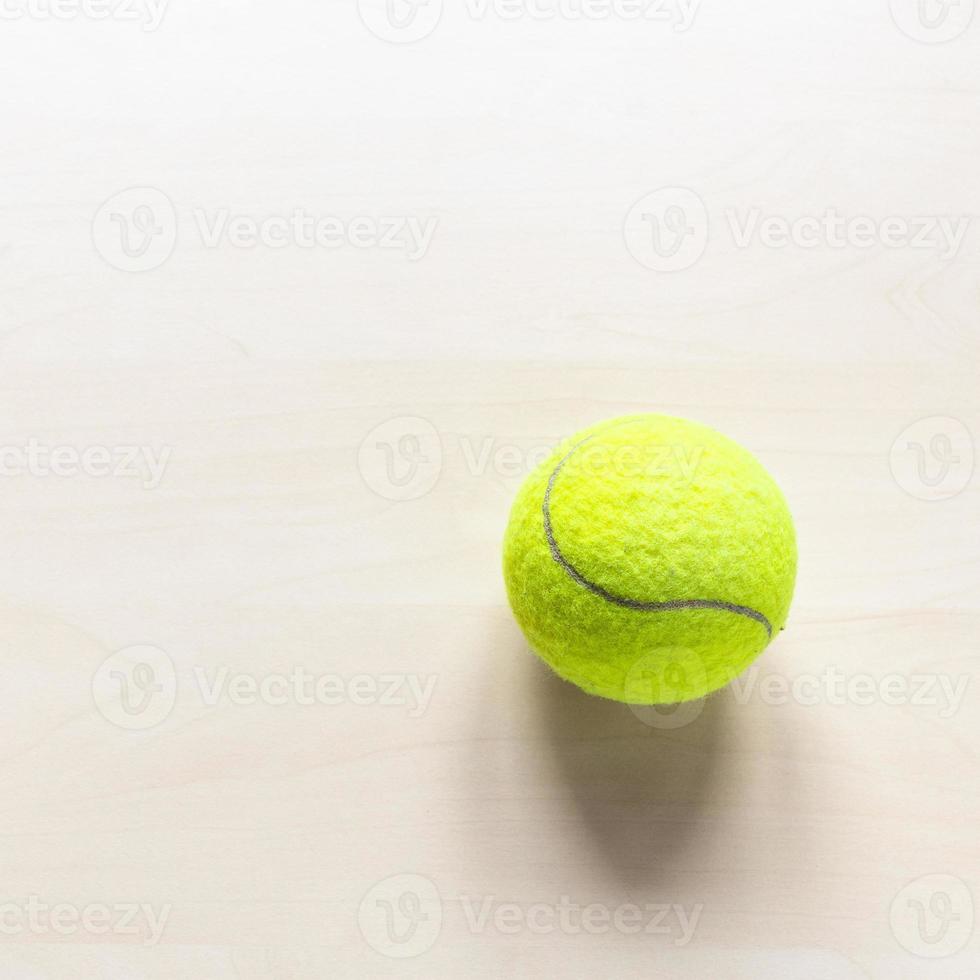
[503,414,797,703]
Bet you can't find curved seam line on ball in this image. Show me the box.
[542,434,773,638]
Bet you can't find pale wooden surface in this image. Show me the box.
[0,2,978,977]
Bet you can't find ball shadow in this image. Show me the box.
[530,652,729,888]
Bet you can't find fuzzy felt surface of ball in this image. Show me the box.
[502,414,797,703]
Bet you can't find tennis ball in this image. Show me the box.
[503,414,796,704]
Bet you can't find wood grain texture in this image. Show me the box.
[0,1,978,977]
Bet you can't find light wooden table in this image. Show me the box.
[0,1,977,977]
